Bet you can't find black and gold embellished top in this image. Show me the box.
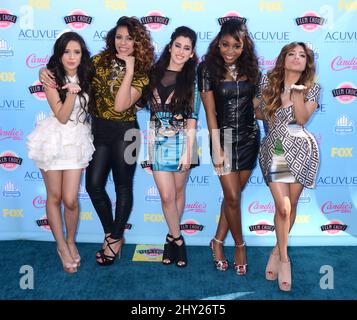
[91,54,149,121]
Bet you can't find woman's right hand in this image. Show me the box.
[39,68,57,88]
[116,54,135,75]
[212,148,231,176]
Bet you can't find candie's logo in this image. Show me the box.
[33,195,47,209]
[64,10,93,30]
[0,127,24,141]
[249,220,275,234]
[184,202,207,213]
[0,9,17,28]
[218,11,247,25]
[332,82,357,104]
[321,201,352,214]
[331,56,357,71]
[28,80,46,100]
[26,54,49,69]
[0,151,22,171]
[141,11,169,31]
[321,220,348,234]
[248,201,275,214]
[295,12,325,32]
[180,219,204,235]
[258,56,277,70]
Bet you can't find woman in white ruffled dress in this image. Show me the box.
[27,32,95,273]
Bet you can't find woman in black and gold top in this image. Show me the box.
[87,17,154,266]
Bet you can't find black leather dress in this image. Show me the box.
[198,61,260,171]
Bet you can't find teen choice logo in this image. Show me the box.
[332,82,357,104]
[64,9,92,30]
[28,80,46,100]
[140,11,169,31]
[0,9,17,29]
[295,12,325,32]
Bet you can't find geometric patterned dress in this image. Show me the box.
[258,74,321,188]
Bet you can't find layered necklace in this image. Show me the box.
[225,63,238,81]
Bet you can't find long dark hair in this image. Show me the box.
[47,31,94,122]
[203,19,259,84]
[146,26,198,115]
[98,16,154,75]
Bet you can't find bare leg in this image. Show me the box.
[271,182,303,255]
[174,171,190,221]
[213,170,251,260]
[41,169,76,271]
[268,182,291,262]
[153,171,181,238]
[219,172,246,266]
[62,169,82,263]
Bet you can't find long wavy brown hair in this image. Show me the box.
[202,19,259,84]
[98,16,154,75]
[263,42,316,119]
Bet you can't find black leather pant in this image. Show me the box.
[86,117,140,240]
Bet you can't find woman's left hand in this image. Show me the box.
[178,150,191,172]
[62,83,81,94]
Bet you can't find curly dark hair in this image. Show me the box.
[202,19,259,84]
[263,42,316,119]
[98,16,154,75]
[46,31,94,123]
[145,26,198,116]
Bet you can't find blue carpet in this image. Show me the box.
[0,240,356,300]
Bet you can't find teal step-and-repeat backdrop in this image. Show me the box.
[1,0,356,246]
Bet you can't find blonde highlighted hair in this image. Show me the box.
[99,16,154,75]
[263,42,316,119]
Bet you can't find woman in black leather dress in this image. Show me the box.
[198,19,260,275]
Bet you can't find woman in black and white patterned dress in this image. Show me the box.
[255,42,320,291]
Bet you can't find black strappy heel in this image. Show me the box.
[162,233,175,265]
[95,235,111,261]
[173,235,187,268]
[96,237,123,266]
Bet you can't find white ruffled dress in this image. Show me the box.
[27,75,95,171]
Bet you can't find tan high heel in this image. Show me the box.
[278,260,292,291]
[265,249,280,281]
[209,238,228,271]
[67,242,81,267]
[233,242,247,276]
[57,248,77,273]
